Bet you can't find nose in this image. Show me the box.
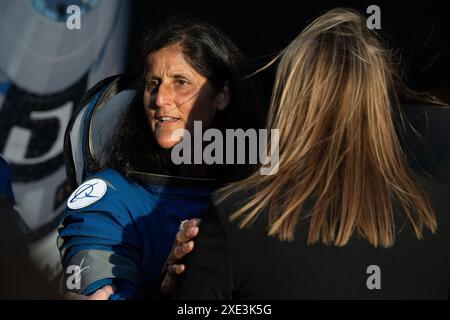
[154,83,174,109]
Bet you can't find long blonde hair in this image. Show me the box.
[219,8,442,248]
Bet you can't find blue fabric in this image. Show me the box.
[58,169,215,298]
[0,155,14,205]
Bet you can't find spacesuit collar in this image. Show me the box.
[128,170,218,189]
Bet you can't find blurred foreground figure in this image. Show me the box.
[0,162,59,299]
[0,0,130,285]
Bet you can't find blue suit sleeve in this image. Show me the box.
[58,178,143,299]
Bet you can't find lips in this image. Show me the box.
[155,114,180,124]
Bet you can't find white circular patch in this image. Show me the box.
[67,178,107,210]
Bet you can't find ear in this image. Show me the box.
[214,83,230,111]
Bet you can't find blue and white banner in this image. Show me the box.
[0,0,130,277]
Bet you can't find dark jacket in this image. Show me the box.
[176,176,450,299]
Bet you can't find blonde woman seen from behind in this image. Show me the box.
[174,8,450,299]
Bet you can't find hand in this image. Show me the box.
[161,218,201,295]
[64,285,115,300]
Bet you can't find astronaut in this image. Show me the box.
[58,18,258,299]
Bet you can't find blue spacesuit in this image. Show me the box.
[58,168,216,299]
[58,73,221,299]
[0,155,14,205]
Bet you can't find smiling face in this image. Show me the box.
[143,44,229,149]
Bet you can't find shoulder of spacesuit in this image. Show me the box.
[65,169,139,212]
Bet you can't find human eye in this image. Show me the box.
[172,74,193,90]
[146,79,159,91]
[176,79,188,86]
[174,78,190,88]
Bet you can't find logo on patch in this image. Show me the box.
[67,178,107,209]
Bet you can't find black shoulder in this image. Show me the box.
[416,175,450,229]
[418,175,450,205]
[211,186,257,216]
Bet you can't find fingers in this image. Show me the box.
[161,264,185,295]
[89,285,115,300]
[167,263,185,277]
[63,285,115,300]
[161,272,177,295]
[179,218,201,231]
[173,240,194,260]
[175,224,199,245]
[162,218,200,295]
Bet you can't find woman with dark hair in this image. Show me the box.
[106,17,258,180]
[58,17,258,300]
[175,8,450,299]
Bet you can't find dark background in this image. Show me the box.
[127,0,449,101]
